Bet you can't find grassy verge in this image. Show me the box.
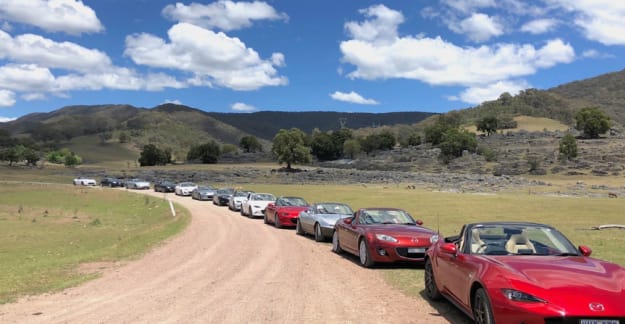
[0,183,190,303]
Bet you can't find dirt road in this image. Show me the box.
[0,190,469,323]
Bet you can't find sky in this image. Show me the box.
[1,0,625,122]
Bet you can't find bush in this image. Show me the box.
[575,107,610,138]
[477,146,497,162]
[439,129,477,163]
[138,144,171,166]
[559,133,578,161]
[187,141,221,164]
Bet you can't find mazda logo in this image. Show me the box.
[411,238,420,244]
[589,302,605,312]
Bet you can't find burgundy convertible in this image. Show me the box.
[425,222,625,324]
[331,207,437,267]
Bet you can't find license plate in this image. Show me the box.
[408,248,426,253]
[581,320,619,324]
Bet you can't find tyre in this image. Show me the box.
[359,239,374,268]
[314,223,324,242]
[263,212,269,224]
[295,220,303,235]
[247,208,253,218]
[274,215,282,229]
[473,288,494,324]
[331,231,343,253]
[240,207,245,216]
[424,258,443,300]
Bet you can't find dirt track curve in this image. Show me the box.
[0,189,470,324]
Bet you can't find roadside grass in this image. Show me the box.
[0,184,190,304]
[242,183,625,298]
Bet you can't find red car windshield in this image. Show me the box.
[360,209,416,225]
[469,225,579,256]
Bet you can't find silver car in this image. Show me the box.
[296,202,354,242]
[125,178,151,190]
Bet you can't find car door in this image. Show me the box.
[299,206,315,233]
[339,212,361,253]
[435,227,476,308]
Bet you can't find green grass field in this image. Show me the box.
[0,183,190,303]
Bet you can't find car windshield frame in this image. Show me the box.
[466,223,580,256]
[358,209,416,225]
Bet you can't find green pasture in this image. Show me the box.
[0,183,190,303]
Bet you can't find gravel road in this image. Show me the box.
[0,190,470,324]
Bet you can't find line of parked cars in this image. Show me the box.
[100,178,625,323]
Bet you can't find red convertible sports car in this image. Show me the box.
[425,222,625,324]
[264,196,309,228]
[331,207,438,267]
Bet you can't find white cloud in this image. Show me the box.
[163,99,182,105]
[521,18,558,34]
[451,13,504,42]
[0,64,56,92]
[0,89,16,106]
[345,5,404,44]
[330,91,379,105]
[0,116,17,122]
[546,1,625,45]
[125,22,287,91]
[440,0,495,14]
[341,5,575,105]
[162,0,287,31]
[0,30,112,73]
[459,80,529,104]
[0,0,103,35]
[231,102,256,112]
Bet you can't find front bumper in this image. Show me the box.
[367,241,429,263]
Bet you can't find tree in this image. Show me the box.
[559,133,578,161]
[439,129,477,163]
[64,152,81,167]
[239,135,262,153]
[138,144,170,166]
[187,141,221,163]
[342,139,361,159]
[476,116,498,136]
[118,131,129,143]
[575,107,610,138]
[271,128,311,170]
[311,132,339,161]
[22,148,40,166]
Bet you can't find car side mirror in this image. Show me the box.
[579,245,592,257]
[344,218,352,225]
[441,243,457,255]
[416,220,423,226]
[267,203,275,208]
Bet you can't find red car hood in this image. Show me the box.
[486,255,625,314]
[277,206,308,214]
[367,224,435,237]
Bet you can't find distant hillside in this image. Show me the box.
[206,111,437,140]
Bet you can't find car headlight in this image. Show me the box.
[430,235,439,244]
[501,289,545,303]
[375,234,398,242]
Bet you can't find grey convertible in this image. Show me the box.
[296,202,354,242]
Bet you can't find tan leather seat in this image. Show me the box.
[505,233,536,254]
[471,229,487,254]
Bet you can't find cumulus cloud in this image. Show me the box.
[330,91,379,105]
[0,116,17,122]
[341,5,576,105]
[162,0,287,31]
[440,0,495,14]
[450,13,504,42]
[345,5,403,44]
[0,89,16,106]
[521,18,558,34]
[0,0,103,35]
[0,30,111,73]
[125,22,287,91]
[459,80,529,104]
[549,1,625,46]
[231,102,256,112]
[163,99,182,105]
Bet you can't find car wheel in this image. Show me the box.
[263,212,268,224]
[109,183,113,188]
[473,288,494,324]
[240,207,245,216]
[424,258,443,300]
[274,215,282,229]
[314,223,324,242]
[331,231,343,254]
[359,239,374,268]
[296,220,304,235]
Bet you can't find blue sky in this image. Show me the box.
[1,0,624,122]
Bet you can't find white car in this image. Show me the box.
[228,190,254,211]
[73,176,97,186]
[240,192,276,218]
[175,182,197,196]
[125,178,151,190]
